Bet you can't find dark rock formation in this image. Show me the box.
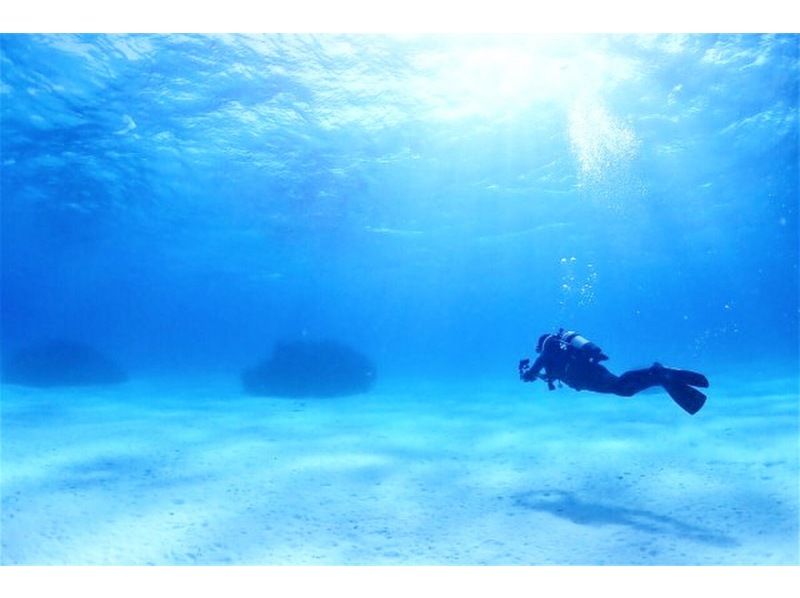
[242,339,376,398]
[2,340,128,387]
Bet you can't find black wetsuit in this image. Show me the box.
[520,332,709,411]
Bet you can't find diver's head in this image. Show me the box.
[536,334,549,353]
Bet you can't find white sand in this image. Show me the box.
[1,375,797,565]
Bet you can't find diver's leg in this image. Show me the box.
[613,367,663,396]
[570,363,624,394]
[576,363,707,413]
[613,363,708,396]
[616,364,708,413]
[565,361,702,399]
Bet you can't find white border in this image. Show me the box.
[1,566,800,597]
[0,1,799,33]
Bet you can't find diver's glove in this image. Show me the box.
[518,358,531,381]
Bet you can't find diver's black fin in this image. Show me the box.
[655,364,709,388]
[670,369,709,388]
[663,381,707,415]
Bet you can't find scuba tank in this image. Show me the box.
[555,328,609,363]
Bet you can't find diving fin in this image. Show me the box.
[663,380,707,415]
[668,369,709,388]
[653,363,709,388]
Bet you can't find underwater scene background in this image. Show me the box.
[1,34,798,565]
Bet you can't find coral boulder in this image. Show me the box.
[2,340,128,387]
[242,339,376,398]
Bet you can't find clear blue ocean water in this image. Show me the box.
[1,34,798,565]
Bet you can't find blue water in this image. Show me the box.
[1,34,798,565]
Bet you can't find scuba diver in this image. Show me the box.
[519,329,709,414]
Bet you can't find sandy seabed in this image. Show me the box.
[1,374,798,565]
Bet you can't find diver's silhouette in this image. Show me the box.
[519,329,709,414]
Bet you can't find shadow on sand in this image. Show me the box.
[514,489,738,548]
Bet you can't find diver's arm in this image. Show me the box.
[521,355,544,382]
